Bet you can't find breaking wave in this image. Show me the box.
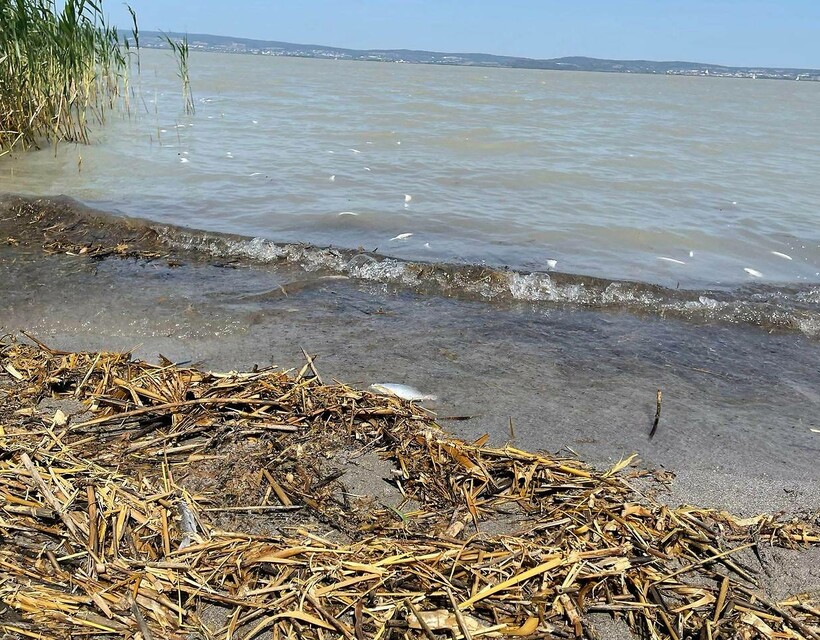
[3,195,819,338]
[158,226,820,338]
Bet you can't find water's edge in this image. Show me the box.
[2,193,818,337]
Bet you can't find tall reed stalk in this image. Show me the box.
[0,0,131,155]
[163,34,195,115]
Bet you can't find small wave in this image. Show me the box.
[3,196,818,339]
[157,227,820,338]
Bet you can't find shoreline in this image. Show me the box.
[1,195,818,516]
[1,196,819,637]
[2,194,819,339]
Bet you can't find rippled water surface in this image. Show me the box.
[2,49,819,288]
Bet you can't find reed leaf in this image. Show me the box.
[0,0,130,154]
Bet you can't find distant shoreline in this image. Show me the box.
[126,30,820,82]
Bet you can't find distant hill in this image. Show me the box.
[128,31,820,81]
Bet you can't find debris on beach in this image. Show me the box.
[0,335,818,639]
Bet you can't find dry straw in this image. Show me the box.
[0,335,818,639]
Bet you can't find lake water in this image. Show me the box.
[2,49,819,334]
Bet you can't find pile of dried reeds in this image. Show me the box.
[1,335,818,639]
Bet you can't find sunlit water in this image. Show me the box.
[2,49,819,289]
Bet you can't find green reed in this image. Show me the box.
[0,0,134,155]
[163,33,195,115]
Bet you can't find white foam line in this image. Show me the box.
[657,256,686,265]
[771,251,793,260]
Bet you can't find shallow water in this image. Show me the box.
[2,49,819,291]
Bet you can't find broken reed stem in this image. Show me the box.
[649,388,662,439]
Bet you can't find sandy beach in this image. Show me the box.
[2,197,818,638]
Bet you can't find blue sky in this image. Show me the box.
[109,1,819,68]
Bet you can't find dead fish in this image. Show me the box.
[657,256,686,265]
[771,251,792,261]
[369,383,437,402]
[744,267,763,277]
[390,233,413,241]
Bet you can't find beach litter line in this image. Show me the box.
[0,335,818,639]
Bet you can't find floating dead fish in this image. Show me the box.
[329,175,335,182]
[657,257,686,265]
[179,158,190,164]
[404,194,412,203]
[390,233,413,241]
[771,251,792,260]
[349,148,361,154]
[369,383,437,402]
[546,259,558,270]
[338,211,358,217]
[744,267,763,277]
[689,250,695,257]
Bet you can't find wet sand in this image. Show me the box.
[1,198,819,601]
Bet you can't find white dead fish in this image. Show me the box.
[546,259,558,270]
[179,157,190,164]
[349,148,361,153]
[364,167,372,171]
[249,172,262,177]
[744,267,763,277]
[657,257,686,265]
[338,211,358,216]
[404,194,412,203]
[689,250,695,258]
[390,233,413,241]
[252,120,258,124]
[771,251,792,261]
[329,175,336,182]
[370,383,437,402]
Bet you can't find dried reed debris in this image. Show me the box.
[0,336,818,639]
